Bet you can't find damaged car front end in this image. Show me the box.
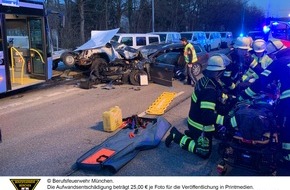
[60,29,150,86]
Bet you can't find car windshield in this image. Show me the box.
[193,44,202,53]
[139,43,169,58]
[111,35,119,42]
[220,33,226,37]
[248,31,265,40]
[158,34,167,42]
[198,33,206,40]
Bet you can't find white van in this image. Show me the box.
[205,31,222,51]
[220,31,233,48]
[180,31,209,52]
[111,33,160,49]
[149,32,181,43]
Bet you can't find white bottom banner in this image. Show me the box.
[0,176,289,190]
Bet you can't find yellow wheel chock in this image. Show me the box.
[146,92,177,115]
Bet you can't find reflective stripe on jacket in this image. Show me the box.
[188,76,237,132]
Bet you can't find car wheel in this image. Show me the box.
[129,70,147,86]
[191,63,202,76]
[61,52,76,67]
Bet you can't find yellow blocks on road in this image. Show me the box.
[146,92,177,115]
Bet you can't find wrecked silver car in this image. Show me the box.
[60,28,150,85]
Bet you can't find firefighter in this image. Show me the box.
[266,39,287,59]
[165,54,238,159]
[222,36,252,95]
[180,37,198,86]
[239,39,290,168]
[240,39,273,87]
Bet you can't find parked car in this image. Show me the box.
[205,31,222,51]
[247,31,266,41]
[147,43,209,87]
[220,31,233,48]
[149,32,181,43]
[180,31,209,52]
[111,33,160,49]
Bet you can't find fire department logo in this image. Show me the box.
[10,179,40,190]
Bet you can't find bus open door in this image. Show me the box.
[0,1,53,94]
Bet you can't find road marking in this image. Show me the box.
[0,87,81,111]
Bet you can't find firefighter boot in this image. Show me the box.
[195,134,211,159]
[165,127,182,147]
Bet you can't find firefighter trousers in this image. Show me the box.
[169,126,214,159]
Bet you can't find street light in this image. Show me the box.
[152,0,155,32]
[240,0,247,37]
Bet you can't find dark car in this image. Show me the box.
[139,42,171,58]
[247,31,266,41]
[147,43,209,86]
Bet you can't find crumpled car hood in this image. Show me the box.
[75,28,120,51]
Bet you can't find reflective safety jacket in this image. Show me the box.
[240,49,290,163]
[241,52,290,116]
[242,53,273,82]
[184,42,198,64]
[188,76,237,132]
[222,50,245,91]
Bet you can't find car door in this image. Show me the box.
[150,51,177,87]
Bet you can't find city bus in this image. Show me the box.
[0,0,59,94]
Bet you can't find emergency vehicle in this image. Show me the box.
[264,20,290,47]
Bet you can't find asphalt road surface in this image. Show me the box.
[1,48,289,177]
[1,73,289,177]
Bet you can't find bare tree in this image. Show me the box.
[78,0,85,44]
[47,0,265,48]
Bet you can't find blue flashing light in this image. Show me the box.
[263,25,270,33]
[272,22,279,26]
[239,33,244,37]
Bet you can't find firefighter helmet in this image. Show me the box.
[233,37,251,50]
[253,39,266,53]
[266,39,286,55]
[206,54,231,71]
